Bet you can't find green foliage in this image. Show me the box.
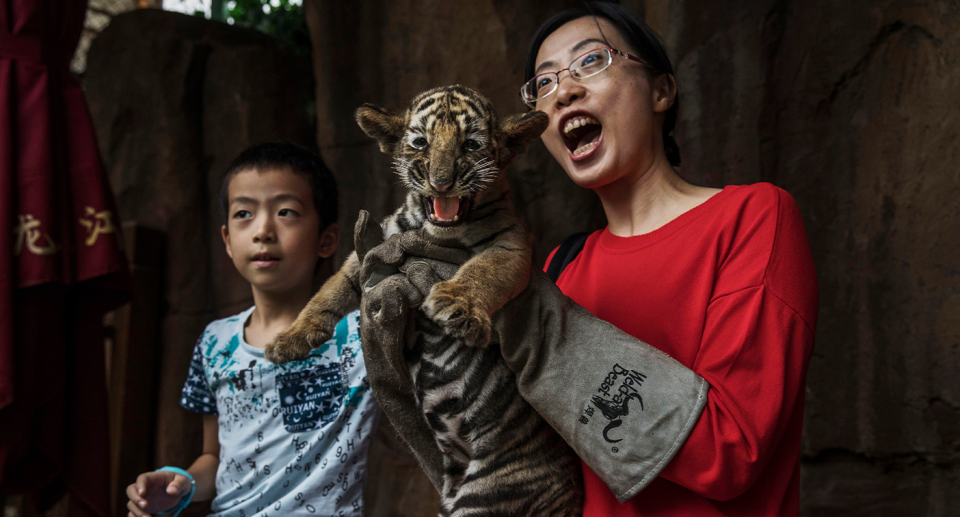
[225,0,310,55]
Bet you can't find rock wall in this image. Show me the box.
[650,0,960,513]
[84,8,316,474]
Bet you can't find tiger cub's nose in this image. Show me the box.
[430,178,453,193]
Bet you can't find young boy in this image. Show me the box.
[125,142,379,517]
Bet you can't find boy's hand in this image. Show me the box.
[125,471,191,517]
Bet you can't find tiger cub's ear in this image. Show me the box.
[498,110,549,164]
[356,104,406,154]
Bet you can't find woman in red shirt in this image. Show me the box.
[520,3,818,515]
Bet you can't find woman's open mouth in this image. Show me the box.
[424,195,471,227]
[561,114,603,161]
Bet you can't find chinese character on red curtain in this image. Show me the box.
[0,1,132,516]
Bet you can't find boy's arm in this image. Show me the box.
[125,415,221,515]
[186,414,220,501]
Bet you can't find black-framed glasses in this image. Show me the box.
[520,47,649,108]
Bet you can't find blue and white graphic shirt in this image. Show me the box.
[181,307,379,517]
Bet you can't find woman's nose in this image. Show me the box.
[554,71,585,107]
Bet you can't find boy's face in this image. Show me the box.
[221,167,339,295]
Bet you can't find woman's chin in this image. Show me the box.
[563,150,613,188]
[566,168,615,191]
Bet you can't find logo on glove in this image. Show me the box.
[580,364,647,444]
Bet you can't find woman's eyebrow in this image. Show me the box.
[535,38,610,75]
[570,38,609,55]
[535,59,558,75]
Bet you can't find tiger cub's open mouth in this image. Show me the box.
[424,196,472,227]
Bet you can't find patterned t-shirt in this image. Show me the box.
[181,307,379,517]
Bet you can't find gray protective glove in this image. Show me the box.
[490,270,709,502]
[356,217,709,502]
[353,211,468,491]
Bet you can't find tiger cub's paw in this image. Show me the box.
[423,280,491,348]
[265,317,336,364]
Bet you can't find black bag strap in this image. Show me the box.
[546,231,591,283]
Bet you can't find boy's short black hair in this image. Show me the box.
[220,142,339,229]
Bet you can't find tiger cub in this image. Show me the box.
[266,85,583,516]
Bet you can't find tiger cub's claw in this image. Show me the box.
[265,318,336,364]
[423,280,492,348]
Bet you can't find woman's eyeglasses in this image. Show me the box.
[520,47,649,108]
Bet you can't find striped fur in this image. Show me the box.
[267,86,582,515]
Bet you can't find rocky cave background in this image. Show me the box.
[81,0,960,515]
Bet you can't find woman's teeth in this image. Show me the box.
[563,116,600,135]
[573,141,599,156]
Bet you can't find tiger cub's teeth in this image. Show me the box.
[427,210,458,222]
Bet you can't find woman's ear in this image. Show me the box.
[652,74,677,114]
[356,104,406,154]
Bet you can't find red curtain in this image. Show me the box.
[0,1,131,515]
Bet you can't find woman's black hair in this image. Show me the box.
[525,2,681,166]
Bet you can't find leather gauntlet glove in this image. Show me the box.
[356,214,709,501]
[490,270,709,502]
[352,211,468,491]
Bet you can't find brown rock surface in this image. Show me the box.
[85,8,315,471]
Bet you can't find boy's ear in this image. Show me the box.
[221,225,233,259]
[317,223,340,259]
[356,104,406,154]
[498,110,549,164]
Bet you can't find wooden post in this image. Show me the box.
[106,224,166,517]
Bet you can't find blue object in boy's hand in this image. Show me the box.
[155,467,195,517]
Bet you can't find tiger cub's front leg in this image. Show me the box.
[422,229,532,348]
[265,253,363,364]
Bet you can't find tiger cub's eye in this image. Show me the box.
[463,139,482,151]
[412,137,428,149]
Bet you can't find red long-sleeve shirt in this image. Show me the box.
[547,183,818,516]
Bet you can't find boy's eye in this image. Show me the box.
[278,208,297,217]
[233,210,252,219]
